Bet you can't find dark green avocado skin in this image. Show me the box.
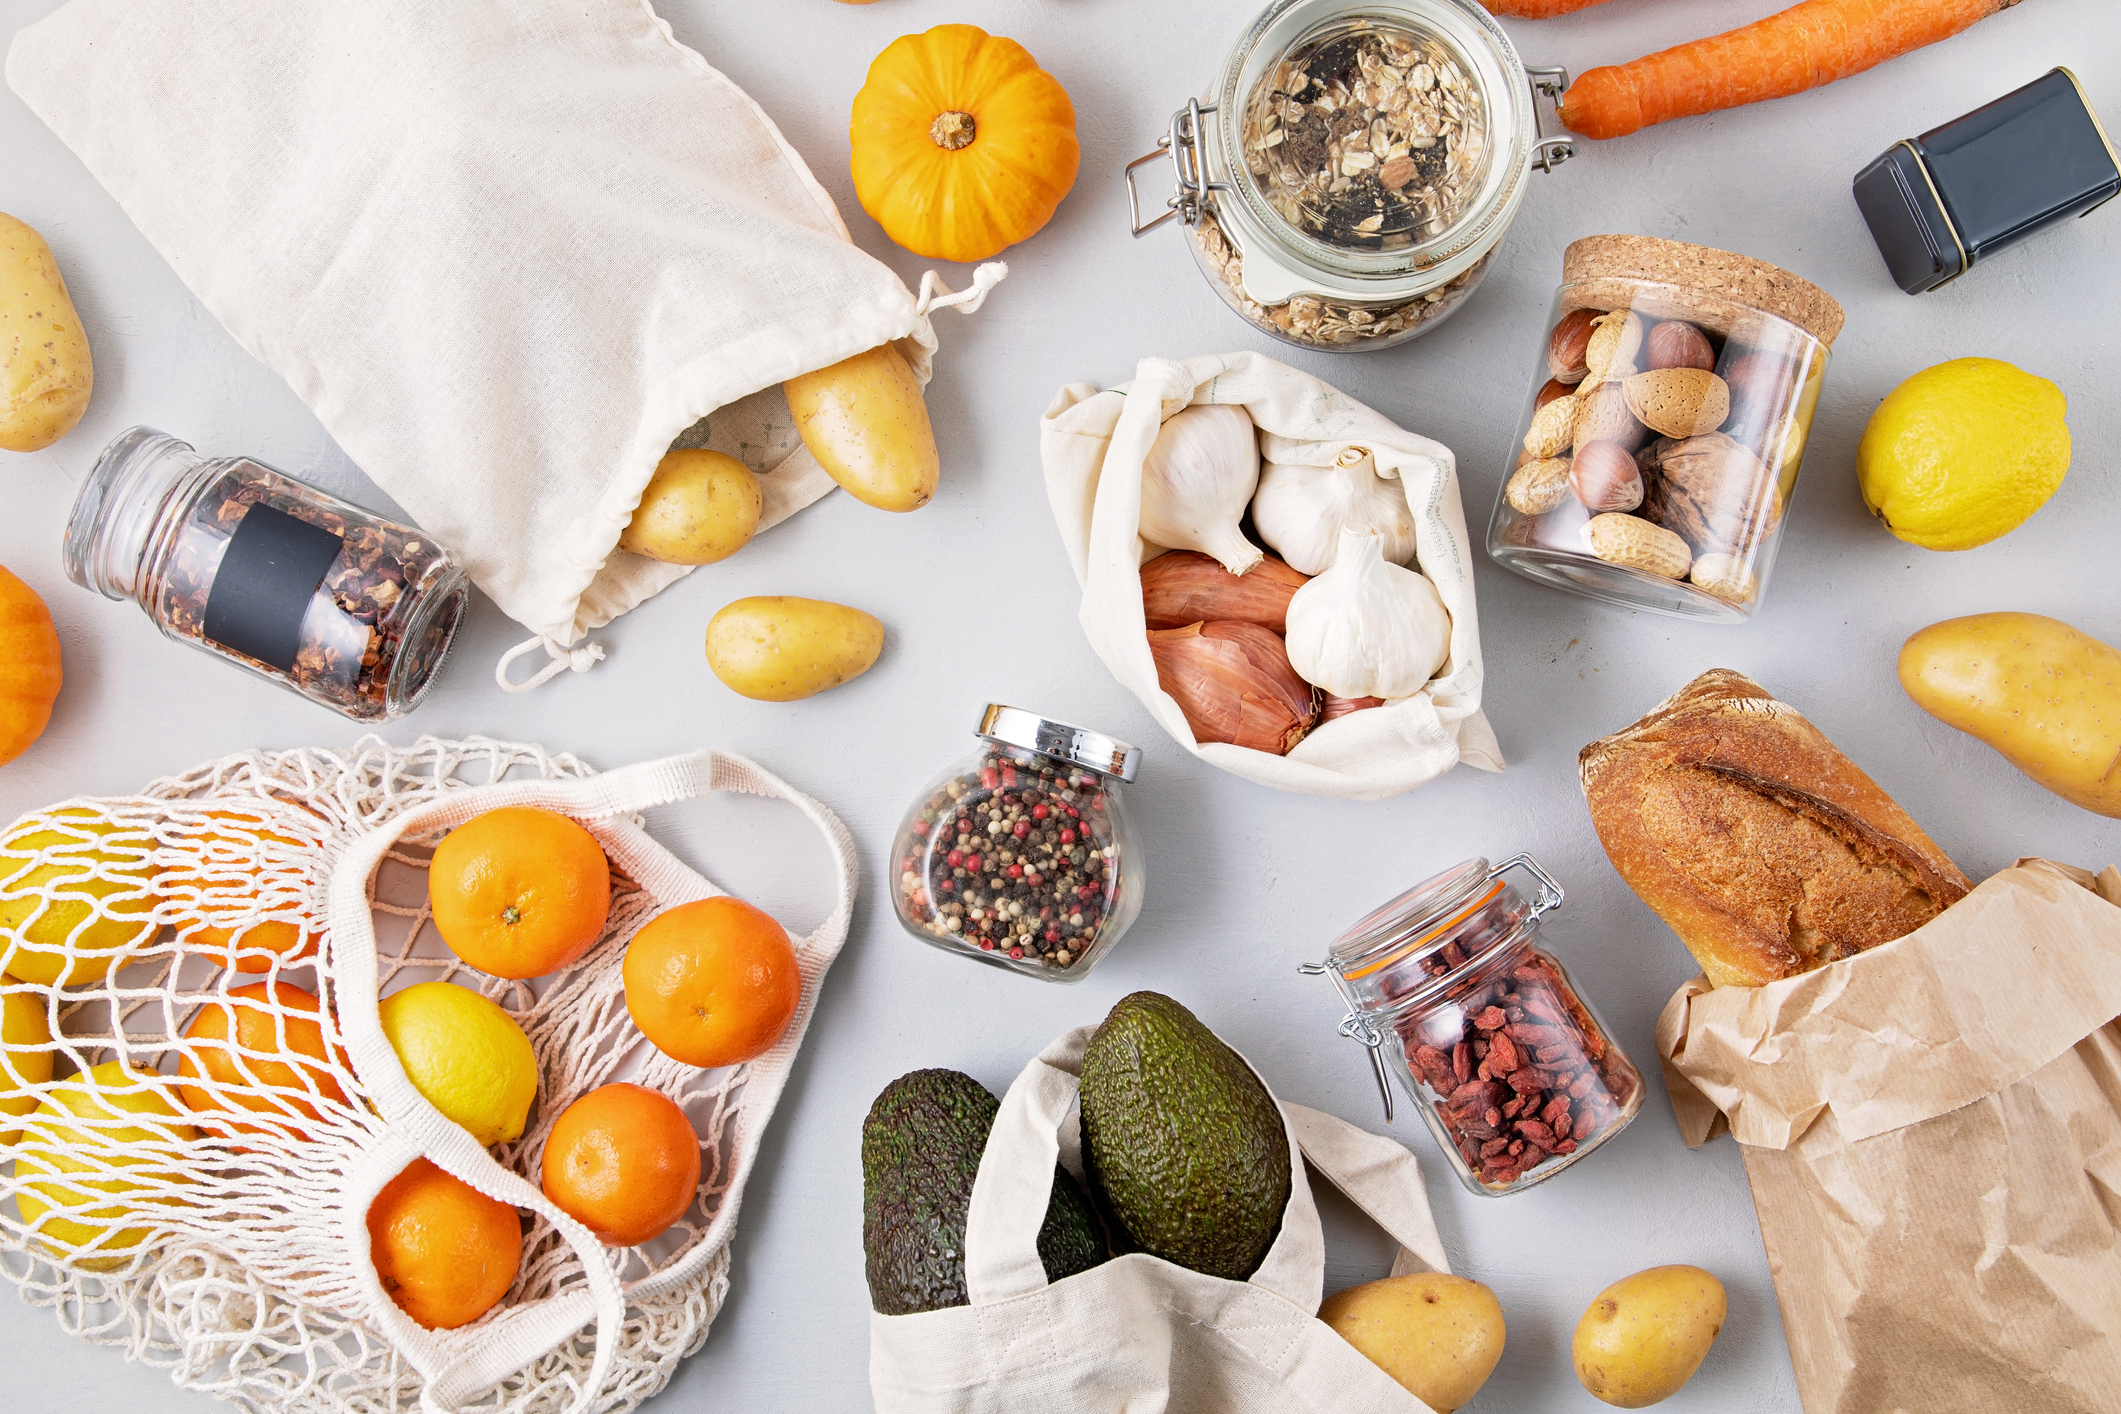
[1079,992,1291,1281]
[862,1068,1106,1315]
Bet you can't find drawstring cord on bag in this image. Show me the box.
[492,263,1004,698]
[497,634,606,692]
[916,261,1006,316]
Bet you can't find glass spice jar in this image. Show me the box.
[890,706,1144,983]
[1124,0,1575,351]
[1486,235,1844,621]
[1304,854,1642,1195]
[63,426,468,721]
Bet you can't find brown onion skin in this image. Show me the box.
[1141,551,1309,635]
[1147,620,1318,755]
[1319,694,1386,723]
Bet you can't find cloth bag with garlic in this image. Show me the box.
[1040,352,1500,800]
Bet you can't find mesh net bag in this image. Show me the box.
[0,736,857,1414]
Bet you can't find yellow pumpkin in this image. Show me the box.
[850,25,1079,264]
[0,565,60,768]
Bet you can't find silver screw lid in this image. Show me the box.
[978,705,1141,783]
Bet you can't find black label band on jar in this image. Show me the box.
[203,502,345,672]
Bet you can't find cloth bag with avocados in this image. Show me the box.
[6,0,998,686]
[1040,351,1501,801]
[1658,859,2121,1414]
[868,1023,1455,1412]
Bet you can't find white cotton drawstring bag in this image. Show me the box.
[869,1023,1453,1412]
[1040,352,1503,800]
[5,0,1002,690]
[0,736,857,1414]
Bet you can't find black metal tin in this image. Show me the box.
[1853,68,2119,294]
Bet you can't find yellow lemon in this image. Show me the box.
[1,976,55,1143]
[1857,357,2070,551]
[14,1059,197,1270]
[0,808,158,987]
[378,981,538,1146]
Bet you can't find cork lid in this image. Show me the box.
[1561,235,1845,348]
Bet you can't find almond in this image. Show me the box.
[1573,382,1645,453]
[1623,367,1731,439]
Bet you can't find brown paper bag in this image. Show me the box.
[1658,860,2121,1414]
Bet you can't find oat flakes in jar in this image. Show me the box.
[1487,236,1845,620]
[1124,0,1574,350]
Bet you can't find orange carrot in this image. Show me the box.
[1558,0,2027,140]
[1484,0,1617,14]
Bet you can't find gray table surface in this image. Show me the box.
[4,0,2120,1409]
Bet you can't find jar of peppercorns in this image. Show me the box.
[890,706,1144,982]
[1304,854,1642,1195]
[63,426,467,720]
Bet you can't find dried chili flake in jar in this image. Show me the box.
[890,706,1144,982]
[1306,855,1643,1195]
[64,427,466,721]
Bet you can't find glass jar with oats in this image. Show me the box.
[1486,236,1844,621]
[1123,0,1576,351]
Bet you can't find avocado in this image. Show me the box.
[861,1068,1105,1315]
[1079,991,1290,1280]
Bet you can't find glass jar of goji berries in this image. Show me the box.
[62,427,467,721]
[890,706,1144,982]
[1305,854,1642,1195]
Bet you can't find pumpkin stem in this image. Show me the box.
[930,111,977,151]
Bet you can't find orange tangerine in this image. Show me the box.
[427,807,610,979]
[176,981,349,1138]
[540,1082,702,1246]
[367,1157,522,1329]
[622,897,799,1068]
[167,808,321,973]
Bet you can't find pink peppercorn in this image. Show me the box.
[1007,865,1023,878]
[1008,946,1024,959]
[1032,803,1049,820]
[1059,828,1076,844]
[947,849,963,866]
[981,767,999,789]
[965,854,982,872]
[1013,820,1030,838]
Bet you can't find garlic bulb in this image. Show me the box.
[1250,447,1418,576]
[1138,404,1264,575]
[1285,527,1451,699]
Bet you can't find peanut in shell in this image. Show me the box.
[1585,513,1691,580]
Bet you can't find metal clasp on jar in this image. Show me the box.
[1300,852,1567,1122]
[1124,67,1576,238]
[1124,98,1232,236]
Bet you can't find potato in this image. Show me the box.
[1318,1272,1504,1412]
[619,449,762,565]
[705,596,882,701]
[1572,1265,1726,1408]
[1900,612,2121,818]
[783,343,938,512]
[0,212,93,453]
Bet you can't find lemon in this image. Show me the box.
[1,976,55,1143]
[14,1059,197,1270]
[0,808,158,987]
[1857,357,2070,551]
[378,981,538,1146]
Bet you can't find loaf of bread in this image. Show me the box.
[1578,669,1971,988]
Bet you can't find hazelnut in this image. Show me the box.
[1547,308,1600,385]
[1645,321,1715,372]
[1534,376,1574,411]
[1719,350,1798,436]
[1569,441,1644,513]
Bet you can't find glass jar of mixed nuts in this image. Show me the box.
[1486,235,1844,620]
[1125,0,1574,351]
[63,426,468,721]
[1306,854,1642,1195]
[890,706,1144,983]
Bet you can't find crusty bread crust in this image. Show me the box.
[1579,669,1971,988]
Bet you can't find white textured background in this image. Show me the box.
[4,0,2120,1409]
